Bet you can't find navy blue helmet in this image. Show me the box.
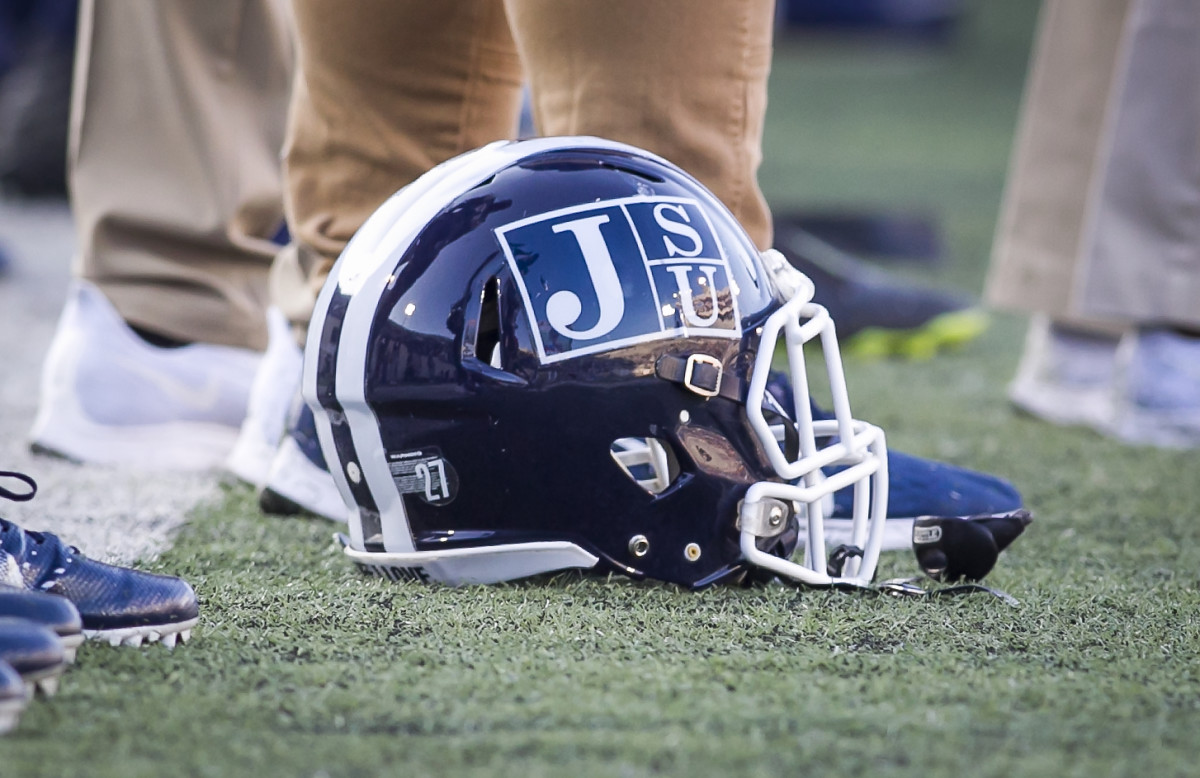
[305,137,889,589]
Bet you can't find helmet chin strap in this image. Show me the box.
[784,510,1035,604]
[803,576,1023,607]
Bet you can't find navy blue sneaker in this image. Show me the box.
[0,588,82,662]
[1,471,198,647]
[258,401,343,522]
[826,448,1023,550]
[765,375,1024,550]
[0,617,66,697]
[0,659,24,734]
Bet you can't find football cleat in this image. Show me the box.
[28,279,260,470]
[0,588,83,663]
[0,617,67,697]
[1,471,199,647]
[0,660,25,735]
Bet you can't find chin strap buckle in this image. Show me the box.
[682,353,723,398]
[827,544,863,577]
[657,353,742,400]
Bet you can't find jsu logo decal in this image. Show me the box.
[496,196,741,363]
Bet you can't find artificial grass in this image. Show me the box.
[10,471,1200,778]
[7,1,1200,775]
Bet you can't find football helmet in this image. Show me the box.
[305,137,889,589]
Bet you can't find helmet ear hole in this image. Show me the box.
[476,276,502,369]
[610,437,680,495]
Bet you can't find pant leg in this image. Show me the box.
[1075,0,1200,329]
[277,0,524,334]
[503,0,775,251]
[984,0,1131,330]
[70,0,292,350]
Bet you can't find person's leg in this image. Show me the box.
[984,0,1133,430]
[31,0,294,469]
[504,0,774,251]
[71,0,292,350]
[1074,0,1200,446]
[985,0,1132,328]
[260,0,523,513]
[1076,0,1200,330]
[272,0,1023,532]
[275,0,524,336]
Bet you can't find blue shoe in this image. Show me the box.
[0,659,25,735]
[258,401,344,522]
[1,471,198,647]
[0,588,82,662]
[0,617,66,697]
[766,374,1024,550]
[828,448,1023,550]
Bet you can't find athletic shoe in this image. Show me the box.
[774,225,988,359]
[225,307,304,487]
[1110,329,1200,449]
[1,471,198,647]
[0,617,66,697]
[258,402,344,522]
[29,280,261,470]
[766,375,1023,551]
[0,660,25,735]
[824,448,1023,550]
[1008,316,1123,430]
[0,588,83,663]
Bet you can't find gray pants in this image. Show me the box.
[70,0,293,351]
[987,0,1200,331]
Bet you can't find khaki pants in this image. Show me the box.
[72,0,775,345]
[275,0,776,332]
[987,0,1200,330]
[71,0,293,350]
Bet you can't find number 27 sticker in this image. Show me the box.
[387,449,458,506]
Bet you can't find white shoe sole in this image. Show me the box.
[59,633,84,664]
[0,696,25,735]
[85,617,197,649]
[30,406,241,470]
[260,436,346,522]
[20,662,66,697]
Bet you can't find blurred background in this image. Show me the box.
[0,0,1038,285]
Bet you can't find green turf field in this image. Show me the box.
[9,2,1200,775]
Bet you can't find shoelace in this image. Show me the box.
[0,471,75,563]
[0,471,36,503]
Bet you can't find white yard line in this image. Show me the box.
[0,198,219,564]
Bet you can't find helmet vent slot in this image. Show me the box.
[610,437,679,495]
[477,276,502,368]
